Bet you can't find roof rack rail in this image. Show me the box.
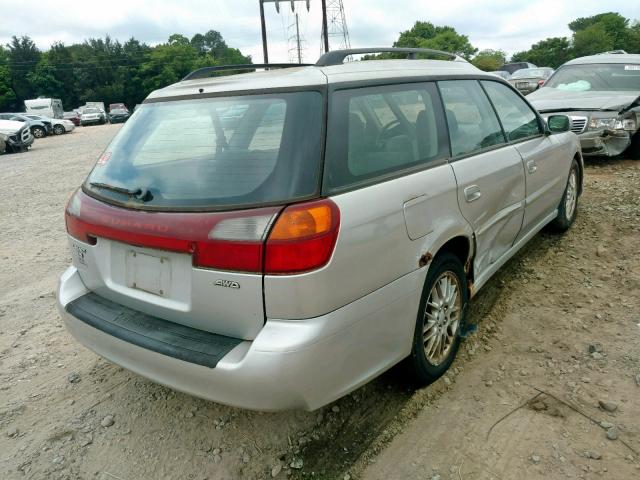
[182,63,313,81]
[315,48,466,66]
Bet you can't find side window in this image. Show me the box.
[325,83,448,190]
[438,80,506,157]
[481,81,542,141]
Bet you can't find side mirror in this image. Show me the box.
[547,115,571,133]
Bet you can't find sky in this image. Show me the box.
[0,0,638,62]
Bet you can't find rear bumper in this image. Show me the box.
[58,266,423,411]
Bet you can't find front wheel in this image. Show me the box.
[53,124,65,135]
[32,126,46,138]
[406,252,468,385]
[548,159,579,232]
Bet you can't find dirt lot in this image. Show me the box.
[1,125,639,480]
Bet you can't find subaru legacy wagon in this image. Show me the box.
[58,48,583,411]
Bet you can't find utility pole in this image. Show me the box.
[259,0,269,63]
[260,1,310,63]
[320,0,351,55]
[295,14,302,64]
[321,0,329,54]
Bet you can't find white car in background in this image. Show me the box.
[80,108,107,126]
[24,114,75,135]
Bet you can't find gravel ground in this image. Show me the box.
[1,125,639,480]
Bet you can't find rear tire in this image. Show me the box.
[627,131,640,159]
[406,252,468,385]
[548,159,579,233]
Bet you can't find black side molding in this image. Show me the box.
[66,293,243,368]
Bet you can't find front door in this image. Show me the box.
[438,80,526,277]
[481,80,566,237]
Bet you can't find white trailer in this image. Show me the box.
[24,98,64,119]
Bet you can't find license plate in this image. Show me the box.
[125,251,171,296]
[516,82,529,88]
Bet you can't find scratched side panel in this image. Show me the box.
[265,163,467,320]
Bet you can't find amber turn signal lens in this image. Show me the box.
[269,204,333,240]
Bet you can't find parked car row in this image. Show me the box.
[1,101,132,155]
[63,102,131,127]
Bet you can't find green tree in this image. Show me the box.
[419,28,477,59]
[627,22,640,53]
[140,39,202,92]
[6,35,40,109]
[26,60,64,98]
[569,12,629,50]
[511,37,571,68]
[395,22,477,59]
[572,24,614,57]
[191,30,228,55]
[0,47,16,110]
[471,49,506,71]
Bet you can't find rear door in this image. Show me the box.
[481,80,566,237]
[438,80,526,276]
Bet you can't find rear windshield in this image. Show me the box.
[85,91,323,210]
[544,63,640,91]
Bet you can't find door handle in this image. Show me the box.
[464,185,482,203]
[527,160,538,174]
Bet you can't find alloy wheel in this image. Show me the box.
[423,271,462,365]
[565,168,578,221]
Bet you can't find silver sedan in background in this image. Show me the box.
[509,67,554,95]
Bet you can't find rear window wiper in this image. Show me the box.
[89,182,153,201]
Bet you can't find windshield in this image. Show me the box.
[111,109,128,114]
[84,108,99,114]
[85,91,324,210]
[512,68,552,79]
[545,63,640,92]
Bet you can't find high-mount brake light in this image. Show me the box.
[265,199,340,274]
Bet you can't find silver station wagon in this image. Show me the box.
[58,48,583,411]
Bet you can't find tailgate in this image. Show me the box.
[70,236,265,340]
[66,191,280,341]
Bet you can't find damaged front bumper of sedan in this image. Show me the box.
[577,128,634,156]
[541,109,639,157]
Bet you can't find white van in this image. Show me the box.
[24,98,64,119]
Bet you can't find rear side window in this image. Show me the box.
[85,91,323,210]
[481,81,541,141]
[324,82,448,191]
[438,80,506,157]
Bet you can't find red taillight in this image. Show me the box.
[265,199,340,274]
[65,190,279,272]
[538,79,545,86]
[65,191,340,275]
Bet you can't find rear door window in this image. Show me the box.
[438,80,506,157]
[481,81,542,141]
[85,91,323,210]
[324,82,448,191]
